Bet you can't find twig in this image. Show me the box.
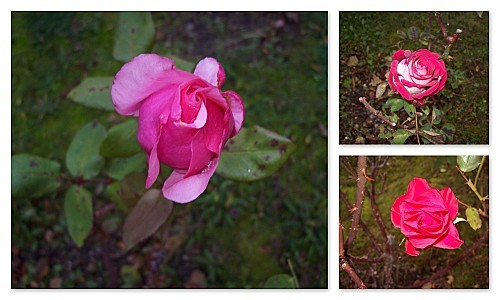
[410,230,488,288]
[94,203,115,218]
[456,165,487,202]
[358,97,396,127]
[345,156,368,252]
[474,156,486,188]
[340,220,367,289]
[456,198,489,219]
[349,255,386,263]
[340,191,383,253]
[435,12,448,38]
[415,113,421,145]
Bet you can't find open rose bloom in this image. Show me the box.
[388,49,447,105]
[111,54,244,203]
[391,178,464,256]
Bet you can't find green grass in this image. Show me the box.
[11,12,327,288]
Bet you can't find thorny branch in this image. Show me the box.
[340,220,367,289]
[345,156,368,252]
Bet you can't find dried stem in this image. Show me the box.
[358,97,396,127]
[410,230,488,288]
[345,156,368,252]
[94,203,115,218]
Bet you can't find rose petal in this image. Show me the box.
[405,239,420,256]
[145,143,160,188]
[433,223,464,249]
[162,157,219,203]
[194,57,226,88]
[406,177,431,200]
[440,187,459,219]
[111,54,175,116]
[222,91,244,137]
[391,194,406,228]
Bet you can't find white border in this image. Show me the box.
[2,0,498,300]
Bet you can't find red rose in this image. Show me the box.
[391,178,463,256]
[388,49,447,105]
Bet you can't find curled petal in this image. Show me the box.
[406,177,431,200]
[391,194,406,228]
[440,187,459,219]
[194,57,226,88]
[222,91,245,137]
[111,54,175,116]
[162,158,219,204]
[405,239,420,256]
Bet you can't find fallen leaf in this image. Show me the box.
[347,55,359,67]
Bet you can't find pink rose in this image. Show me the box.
[111,54,244,203]
[391,178,463,256]
[388,49,447,105]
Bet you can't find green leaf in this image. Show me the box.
[391,129,412,144]
[12,154,61,198]
[169,55,196,72]
[105,182,129,213]
[123,189,173,250]
[421,105,430,115]
[403,100,416,117]
[113,12,155,62]
[457,155,482,172]
[64,185,93,247]
[441,123,456,137]
[108,152,146,180]
[465,207,482,231]
[420,130,445,144]
[383,98,404,112]
[66,120,107,179]
[386,113,399,124]
[100,119,141,158]
[264,274,296,289]
[119,172,147,211]
[432,107,442,125]
[67,77,115,111]
[377,125,392,139]
[216,126,296,182]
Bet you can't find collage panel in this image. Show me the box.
[339,12,489,144]
[339,156,489,289]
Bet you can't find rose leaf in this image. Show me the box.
[457,155,482,172]
[67,77,115,111]
[66,120,107,179]
[12,154,61,199]
[465,207,482,231]
[64,185,93,247]
[100,119,141,158]
[216,126,296,182]
[113,12,155,62]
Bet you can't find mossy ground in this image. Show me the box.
[340,156,489,288]
[11,12,327,288]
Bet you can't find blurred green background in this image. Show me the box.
[11,12,327,288]
[340,156,489,288]
[339,12,489,144]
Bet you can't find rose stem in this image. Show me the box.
[358,97,396,127]
[340,220,367,289]
[456,197,489,219]
[340,191,383,253]
[367,157,394,287]
[435,12,448,38]
[474,156,487,187]
[415,113,421,144]
[455,165,487,203]
[94,203,115,219]
[409,229,488,288]
[345,156,368,251]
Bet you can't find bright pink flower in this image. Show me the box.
[391,178,463,256]
[111,54,244,203]
[388,49,447,105]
